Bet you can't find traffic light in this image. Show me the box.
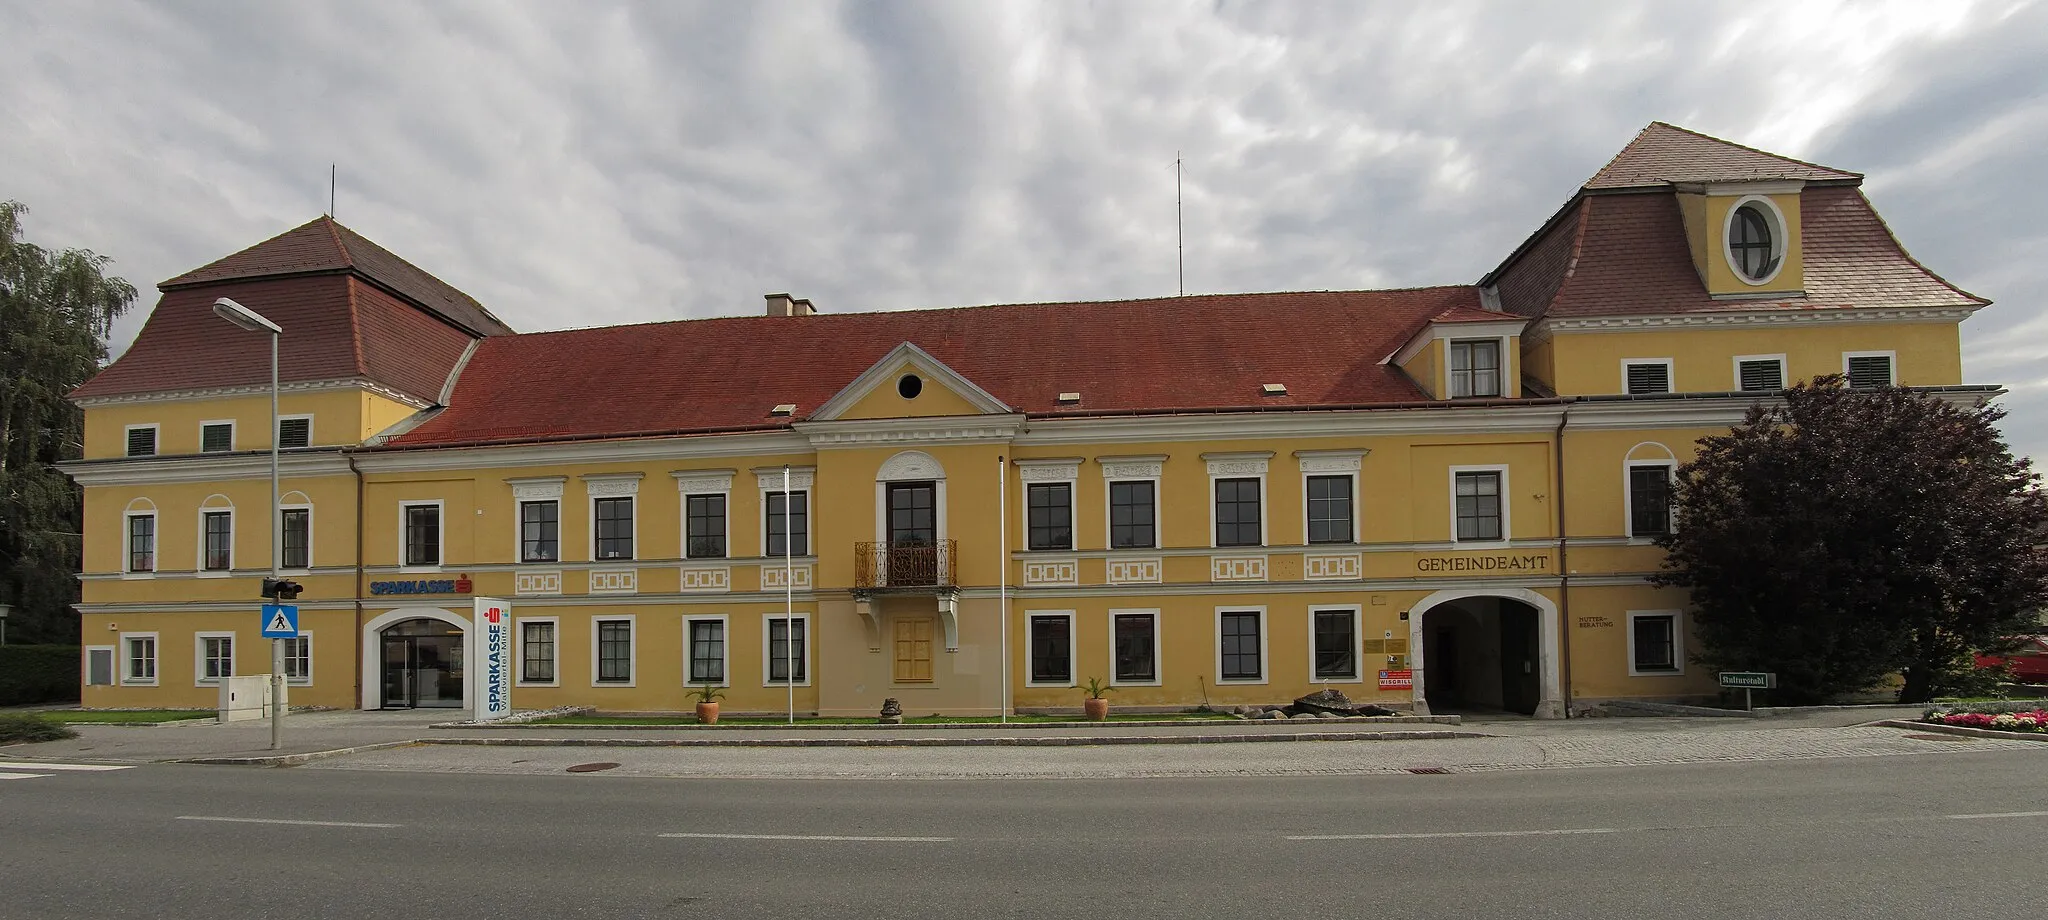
[261,577,304,602]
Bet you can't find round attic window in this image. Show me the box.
[1725,198,1785,284]
[898,374,923,399]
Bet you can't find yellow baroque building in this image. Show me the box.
[63,123,1995,718]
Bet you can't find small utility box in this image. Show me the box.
[218,675,283,723]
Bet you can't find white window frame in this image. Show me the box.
[1101,462,1163,551]
[123,423,159,457]
[84,645,117,686]
[515,615,560,688]
[591,615,639,688]
[1624,459,1678,543]
[681,487,731,560]
[1620,358,1674,395]
[508,477,567,565]
[1732,354,1788,392]
[1308,605,1365,684]
[759,476,814,559]
[283,632,313,686]
[196,502,235,576]
[1205,455,1271,550]
[198,419,236,453]
[279,500,314,572]
[1447,464,1511,546]
[275,413,314,449]
[1024,610,1077,688]
[681,614,728,688]
[121,632,159,686]
[1300,461,1362,547]
[398,500,444,572]
[1022,478,1079,552]
[1626,610,1686,677]
[1842,350,1898,388]
[1107,608,1162,687]
[1721,194,1789,287]
[585,475,643,562]
[1214,606,1269,685]
[194,631,236,686]
[761,612,812,687]
[124,510,157,577]
[1446,336,1509,399]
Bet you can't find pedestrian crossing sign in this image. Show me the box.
[261,604,300,638]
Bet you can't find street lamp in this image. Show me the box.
[212,297,285,750]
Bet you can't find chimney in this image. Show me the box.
[792,297,817,316]
[765,293,795,316]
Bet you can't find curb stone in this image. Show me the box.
[1877,720,2048,743]
[412,730,1489,749]
[435,714,1464,731]
[172,740,420,767]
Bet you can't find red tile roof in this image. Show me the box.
[1585,122,1861,189]
[162,217,514,337]
[388,288,1491,447]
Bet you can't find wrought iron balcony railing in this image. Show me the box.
[854,540,958,591]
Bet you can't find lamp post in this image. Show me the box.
[212,297,285,750]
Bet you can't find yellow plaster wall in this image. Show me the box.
[362,392,423,440]
[1546,321,1963,395]
[836,362,992,420]
[81,474,359,581]
[1564,584,1717,701]
[79,609,361,710]
[1399,339,1442,399]
[83,388,378,459]
[1679,191,1805,295]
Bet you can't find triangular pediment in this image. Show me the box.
[809,342,1013,421]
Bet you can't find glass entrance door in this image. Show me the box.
[379,619,466,709]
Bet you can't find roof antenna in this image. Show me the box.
[329,164,336,218]
[1175,152,1184,296]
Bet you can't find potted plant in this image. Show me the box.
[689,682,726,724]
[1081,677,1115,721]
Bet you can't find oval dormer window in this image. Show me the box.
[1728,202,1781,282]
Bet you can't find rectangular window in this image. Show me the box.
[125,426,156,457]
[1737,358,1785,392]
[403,504,441,567]
[520,500,559,563]
[87,648,115,686]
[1631,613,1679,674]
[1219,611,1263,681]
[1629,465,1674,538]
[1306,475,1353,544]
[1028,614,1073,684]
[281,508,309,569]
[521,621,556,683]
[203,511,233,571]
[200,635,234,682]
[766,490,809,557]
[283,636,311,683]
[201,422,234,453]
[684,494,727,559]
[686,619,723,684]
[127,514,155,573]
[277,417,311,448]
[1449,339,1502,398]
[1113,613,1157,683]
[1454,471,1503,542]
[767,617,807,683]
[893,617,934,683]
[1109,481,1156,549]
[1214,478,1262,547]
[598,620,635,683]
[1846,354,1894,389]
[1027,483,1073,551]
[1313,610,1359,680]
[594,497,634,560]
[125,636,156,682]
[1625,361,1672,395]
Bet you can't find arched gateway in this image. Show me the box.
[1406,587,1564,719]
[360,607,473,711]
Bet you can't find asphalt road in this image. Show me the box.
[2,748,2042,919]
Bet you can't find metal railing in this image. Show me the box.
[854,540,958,590]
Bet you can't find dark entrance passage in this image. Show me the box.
[1421,598,1541,716]
[379,618,465,709]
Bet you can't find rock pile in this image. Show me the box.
[1233,688,1399,720]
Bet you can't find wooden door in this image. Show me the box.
[893,617,934,683]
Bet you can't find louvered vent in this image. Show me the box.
[1624,362,1671,395]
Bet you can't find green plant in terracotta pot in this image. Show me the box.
[688,682,727,724]
[1081,677,1116,721]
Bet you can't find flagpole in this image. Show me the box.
[998,455,1009,724]
[784,465,795,725]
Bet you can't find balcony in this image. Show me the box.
[854,540,958,591]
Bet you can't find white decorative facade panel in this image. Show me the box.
[1099,458,1164,480]
[1210,555,1268,581]
[514,570,562,596]
[677,565,731,593]
[588,568,638,594]
[760,564,813,590]
[507,477,567,502]
[1105,557,1162,585]
[582,475,642,498]
[1017,460,1080,482]
[1304,553,1362,580]
[672,469,736,494]
[1023,558,1078,586]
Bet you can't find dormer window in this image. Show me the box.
[1724,197,1786,284]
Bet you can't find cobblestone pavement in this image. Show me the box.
[307,722,2042,779]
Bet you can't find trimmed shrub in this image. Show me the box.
[0,713,78,744]
[0,645,81,706]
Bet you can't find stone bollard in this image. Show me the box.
[878,697,904,725]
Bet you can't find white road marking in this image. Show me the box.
[1287,828,1621,840]
[659,832,954,842]
[0,762,133,772]
[1944,811,2048,820]
[176,816,401,829]
[0,773,51,781]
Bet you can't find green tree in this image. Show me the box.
[0,201,137,643]
[1653,377,2048,704]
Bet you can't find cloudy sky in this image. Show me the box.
[5,0,2044,459]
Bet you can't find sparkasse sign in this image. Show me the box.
[473,597,512,720]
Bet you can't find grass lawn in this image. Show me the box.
[40,710,215,723]
[536,712,1238,726]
